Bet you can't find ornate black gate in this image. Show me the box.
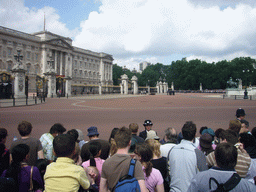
[0,72,13,99]
[36,75,47,98]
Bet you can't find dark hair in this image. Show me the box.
[88,140,102,167]
[17,121,32,136]
[135,143,153,177]
[215,128,224,138]
[53,134,75,157]
[219,130,238,145]
[240,119,249,128]
[5,144,30,189]
[109,128,119,143]
[215,143,237,169]
[114,127,132,149]
[239,133,256,148]
[67,129,79,142]
[252,127,256,140]
[199,126,208,135]
[50,123,66,134]
[0,128,7,142]
[182,121,196,141]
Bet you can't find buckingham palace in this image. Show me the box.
[0,25,113,98]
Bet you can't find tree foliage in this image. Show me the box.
[112,57,256,90]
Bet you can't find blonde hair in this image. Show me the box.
[145,139,161,157]
[110,138,117,156]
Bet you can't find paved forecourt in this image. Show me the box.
[1,93,256,149]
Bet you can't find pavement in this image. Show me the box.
[0,97,46,108]
[1,93,256,149]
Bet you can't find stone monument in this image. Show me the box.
[12,50,26,98]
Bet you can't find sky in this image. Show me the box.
[1,0,256,71]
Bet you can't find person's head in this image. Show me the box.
[17,121,32,136]
[182,121,196,141]
[129,123,139,134]
[143,120,153,132]
[199,133,214,156]
[53,134,76,158]
[114,127,132,149]
[134,143,153,177]
[240,119,249,134]
[11,144,30,163]
[0,128,7,144]
[228,120,241,135]
[201,128,215,142]
[215,143,237,169]
[67,129,79,142]
[199,126,208,135]
[252,127,256,140]
[87,126,99,139]
[239,132,256,149]
[89,140,102,158]
[236,108,246,119]
[219,129,238,145]
[49,123,66,137]
[109,128,119,143]
[76,129,84,142]
[145,130,160,141]
[164,127,177,143]
[214,128,225,145]
[145,139,161,157]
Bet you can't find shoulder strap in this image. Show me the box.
[167,146,175,162]
[209,173,241,191]
[128,159,136,177]
[29,166,34,191]
[223,173,241,191]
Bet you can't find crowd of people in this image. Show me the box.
[1,108,256,192]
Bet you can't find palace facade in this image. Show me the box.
[0,26,113,97]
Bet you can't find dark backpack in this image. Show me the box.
[209,173,241,192]
[112,159,141,192]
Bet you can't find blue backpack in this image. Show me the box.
[112,159,141,192]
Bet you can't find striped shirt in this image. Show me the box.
[206,148,251,178]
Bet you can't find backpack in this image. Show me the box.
[209,173,241,192]
[112,159,141,192]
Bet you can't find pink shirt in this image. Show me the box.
[143,166,163,192]
[82,158,105,185]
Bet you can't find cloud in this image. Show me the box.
[0,0,78,37]
[73,0,256,68]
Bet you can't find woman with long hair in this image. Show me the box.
[134,143,164,192]
[1,144,43,192]
[145,139,169,192]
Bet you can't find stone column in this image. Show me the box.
[44,70,56,98]
[200,83,203,92]
[121,74,128,95]
[60,52,63,75]
[42,48,47,74]
[120,83,123,94]
[55,50,58,74]
[65,77,72,97]
[12,63,26,98]
[131,75,138,94]
[163,82,167,93]
[99,83,102,95]
[70,54,73,78]
[156,82,160,94]
[159,81,163,94]
[171,82,174,91]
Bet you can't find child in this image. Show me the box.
[44,134,91,192]
[82,140,104,187]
